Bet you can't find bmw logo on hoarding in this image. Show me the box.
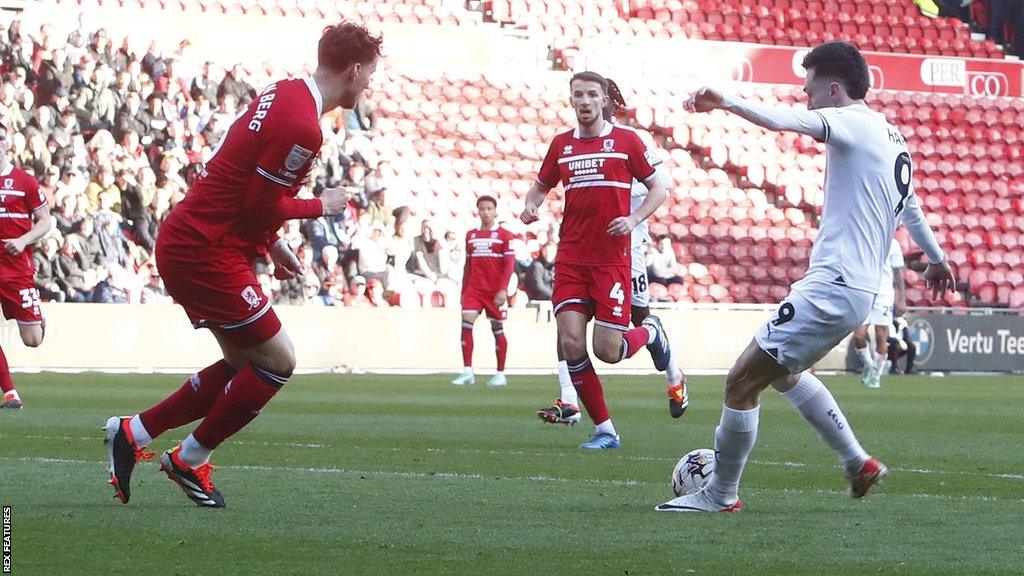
[909,319,935,364]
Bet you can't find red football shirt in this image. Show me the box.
[536,122,656,266]
[0,164,47,278]
[166,77,324,249]
[463,226,515,294]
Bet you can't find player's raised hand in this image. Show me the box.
[685,87,725,113]
[607,215,637,236]
[270,240,303,280]
[3,238,26,255]
[923,259,955,300]
[320,186,356,216]
[520,204,540,225]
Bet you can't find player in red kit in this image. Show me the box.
[103,23,382,508]
[520,71,669,450]
[452,195,515,388]
[0,122,52,410]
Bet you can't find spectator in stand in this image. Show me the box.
[91,264,129,303]
[96,213,130,268]
[367,277,389,308]
[524,242,555,301]
[0,82,29,132]
[345,97,377,136]
[114,91,146,141]
[343,275,371,307]
[140,265,171,304]
[217,63,254,106]
[985,0,1024,55]
[55,234,92,302]
[314,244,348,297]
[17,130,50,176]
[74,64,117,132]
[36,48,73,107]
[647,236,685,286]
[84,164,117,211]
[138,92,170,146]
[354,223,389,287]
[190,61,220,103]
[33,236,64,302]
[440,229,464,284]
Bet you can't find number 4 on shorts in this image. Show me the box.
[609,282,625,305]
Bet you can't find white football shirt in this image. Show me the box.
[622,125,665,248]
[875,238,906,307]
[806,104,913,294]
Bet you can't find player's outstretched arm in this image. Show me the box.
[902,193,954,299]
[520,181,551,225]
[685,87,827,141]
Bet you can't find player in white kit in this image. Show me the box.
[657,42,955,513]
[536,79,688,427]
[852,238,906,389]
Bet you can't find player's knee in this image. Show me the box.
[593,343,620,364]
[559,332,587,359]
[21,332,42,348]
[724,365,758,406]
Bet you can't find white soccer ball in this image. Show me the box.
[671,448,716,496]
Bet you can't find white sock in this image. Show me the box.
[645,324,656,345]
[873,352,886,376]
[665,355,682,385]
[781,372,869,473]
[855,344,872,367]
[595,419,617,437]
[128,414,153,448]
[462,366,473,376]
[178,433,213,468]
[557,361,578,405]
[706,405,760,505]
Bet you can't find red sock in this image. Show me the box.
[568,356,609,424]
[0,346,14,394]
[461,321,474,368]
[621,326,651,361]
[192,363,286,450]
[493,328,507,372]
[139,360,235,439]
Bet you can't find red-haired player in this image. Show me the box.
[103,23,382,508]
[521,71,669,450]
[0,121,52,410]
[452,195,515,388]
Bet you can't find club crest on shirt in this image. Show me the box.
[284,144,313,172]
[241,285,263,310]
[601,139,615,152]
[2,178,12,189]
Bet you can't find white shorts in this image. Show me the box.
[862,300,894,326]
[630,244,649,308]
[754,276,875,373]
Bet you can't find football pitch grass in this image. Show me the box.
[2,373,1023,576]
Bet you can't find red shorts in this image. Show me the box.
[156,234,281,348]
[461,289,507,321]
[552,262,632,331]
[0,276,42,324]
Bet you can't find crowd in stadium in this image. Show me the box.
[0,18,514,308]
[0,0,1021,309]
